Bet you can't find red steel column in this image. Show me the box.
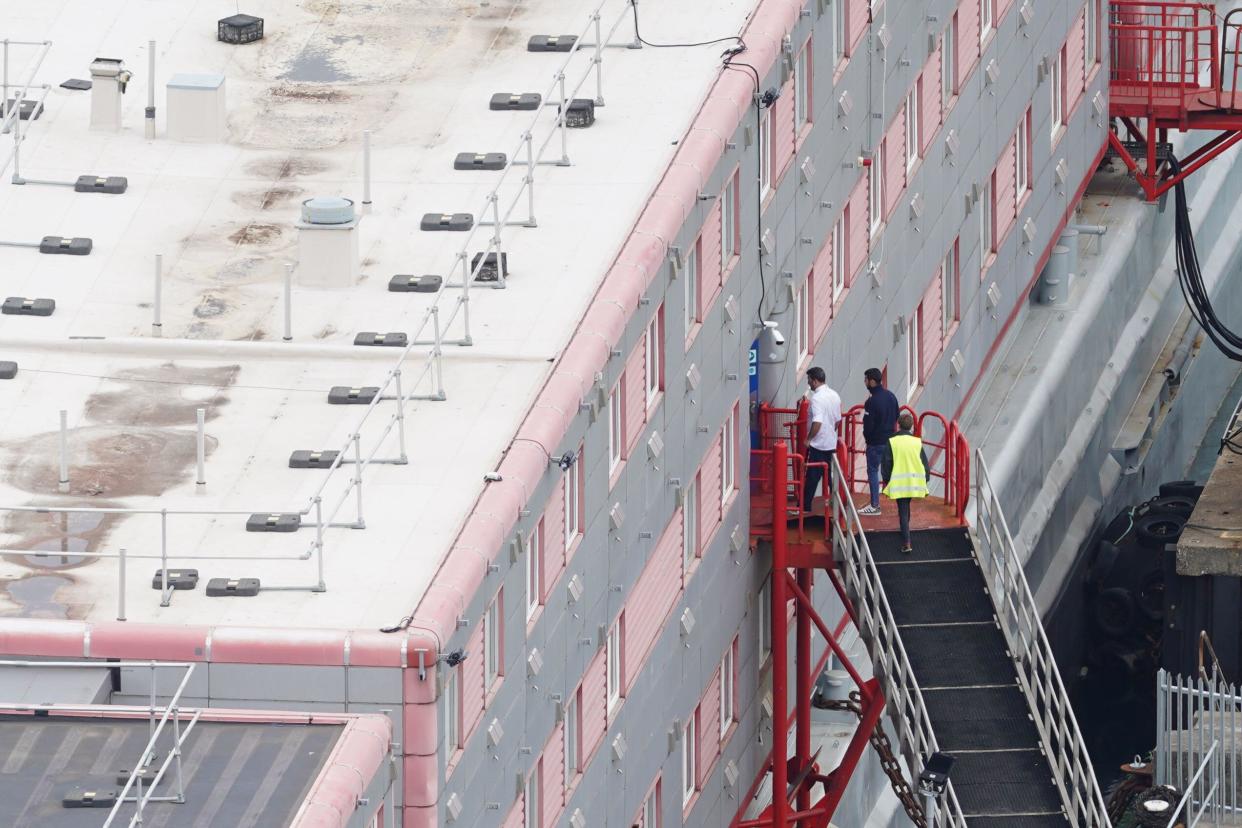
[795,568,813,824]
[771,439,789,826]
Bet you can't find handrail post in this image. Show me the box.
[117,547,127,621]
[592,12,605,105]
[152,254,163,335]
[58,409,69,493]
[432,306,446,400]
[458,251,472,346]
[393,369,409,463]
[314,496,326,591]
[555,72,569,166]
[352,433,365,529]
[523,131,537,227]
[771,439,789,826]
[159,509,169,607]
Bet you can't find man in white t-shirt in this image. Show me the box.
[803,366,842,513]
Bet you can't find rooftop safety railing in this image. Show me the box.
[0,39,52,179]
[1156,668,1240,824]
[0,1,644,611]
[974,451,1112,828]
[0,660,200,828]
[828,452,969,828]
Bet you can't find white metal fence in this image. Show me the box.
[1156,668,1241,826]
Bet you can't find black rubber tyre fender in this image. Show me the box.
[1159,480,1203,499]
[1094,587,1137,637]
[1135,512,1186,549]
[1134,785,1180,827]
[1146,495,1197,517]
[1087,540,1120,587]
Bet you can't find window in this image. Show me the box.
[831,214,846,301]
[759,576,772,662]
[832,0,846,63]
[681,713,697,806]
[980,0,994,43]
[638,782,661,828]
[443,666,460,754]
[795,45,811,130]
[721,407,738,506]
[942,240,960,337]
[980,174,994,265]
[1015,109,1031,194]
[941,21,957,109]
[564,690,580,789]
[869,141,885,236]
[1086,0,1099,66]
[1051,46,1066,138]
[905,87,920,170]
[484,592,502,692]
[794,282,810,365]
[721,173,738,267]
[607,619,623,712]
[524,764,541,828]
[646,309,663,405]
[608,383,622,473]
[759,108,773,198]
[906,308,922,396]
[684,239,700,335]
[719,641,736,740]
[683,474,699,572]
[564,448,581,549]
[525,523,542,621]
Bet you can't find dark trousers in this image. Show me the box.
[897,498,912,547]
[866,444,888,508]
[803,448,834,512]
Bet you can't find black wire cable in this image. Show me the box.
[721,55,772,328]
[629,0,745,49]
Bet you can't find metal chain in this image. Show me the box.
[820,691,928,827]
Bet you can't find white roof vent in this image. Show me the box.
[301,196,356,225]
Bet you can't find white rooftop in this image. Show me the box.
[0,0,753,627]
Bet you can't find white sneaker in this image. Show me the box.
[858,505,882,516]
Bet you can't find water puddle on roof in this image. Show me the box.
[2,574,72,618]
[2,509,115,571]
[282,47,355,83]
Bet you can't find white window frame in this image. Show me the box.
[980,175,994,264]
[980,0,994,43]
[794,282,810,365]
[907,310,922,397]
[832,214,846,301]
[640,785,660,827]
[721,408,737,507]
[607,619,623,713]
[719,643,735,740]
[869,141,885,237]
[942,242,959,337]
[443,666,460,755]
[645,311,662,406]
[564,691,579,790]
[684,240,700,335]
[608,383,622,473]
[759,107,773,198]
[1015,111,1030,194]
[905,88,920,170]
[941,23,956,110]
[795,46,810,130]
[683,475,699,571]
[681,714,697,806]
[564,450,580,549]
[759,577,773,661]
[525,523,542,621]
[524,764,541,828]
[832,0,845,63]
[1051,47,1065,138]
[721,175,737,267]
[1086,0,1099,66]
[484,594,501,692]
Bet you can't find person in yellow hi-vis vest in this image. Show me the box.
[881,412,931,554]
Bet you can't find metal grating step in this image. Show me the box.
[950,750,1065,816]
[965,815,1068,827]
[923,685,1041,751]
[869,527,973,562]
[876,559,994,626]
[900,623,1016,689]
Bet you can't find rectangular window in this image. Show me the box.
[941,21,957,109]
[639,782,661,827]
[980,0,994,43]
[721,407,737,507]
[1015,109,1031,194]
[1086,0,1099,66]
[684,239,700,335]
[795,282,810,365]
[831,215,846,301]
[443,666,460,754]
[759,576,772,662]
[681,713,697,806]
[869,141,885,237]
[608,382,622,473]
[564,447,581,549]
[719,640,736,740]
[524,764,541,828]
[907,307,922,396]
[759,107,773,198]
[942,240,960,337]
[484,592,502,692]
[832,0,846,63]
[980,174,994,267]
[795,45,811,130]
[646,308,663,406]
[683,474,699,572]
[721,173,738,267]
[564,690,580,790]
[905,87,920,170]
[525,522,542,621]
[607,619,623,713]
[1051,46,1066,138]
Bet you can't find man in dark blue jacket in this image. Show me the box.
[858,367,899,515]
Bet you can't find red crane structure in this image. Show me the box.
[735,404,969,827]
[1109,2,1242,200]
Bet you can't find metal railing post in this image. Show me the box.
[593,12,605,105]
[152,254,163,335]
[117,547,127,621]
[392,369,409,463]
[523,132,537,227]
[352,433,365,529]
[283,263,293,341]
[431,307,446,400]
[314,496,326,591]
[145,40,156,140]
[489,192,504,289]
[58,409,69,492]
[458,251,473,346]
[195,408,205,488]
[159,509,169,607]
[555,72,569,166]
[171,709,186,803]
[362,129,373,207]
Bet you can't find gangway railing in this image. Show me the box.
[974,451,1112,827]
[828,452,969,828]
[1155,668,1240,823]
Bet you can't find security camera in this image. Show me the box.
[772,329,786,346]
